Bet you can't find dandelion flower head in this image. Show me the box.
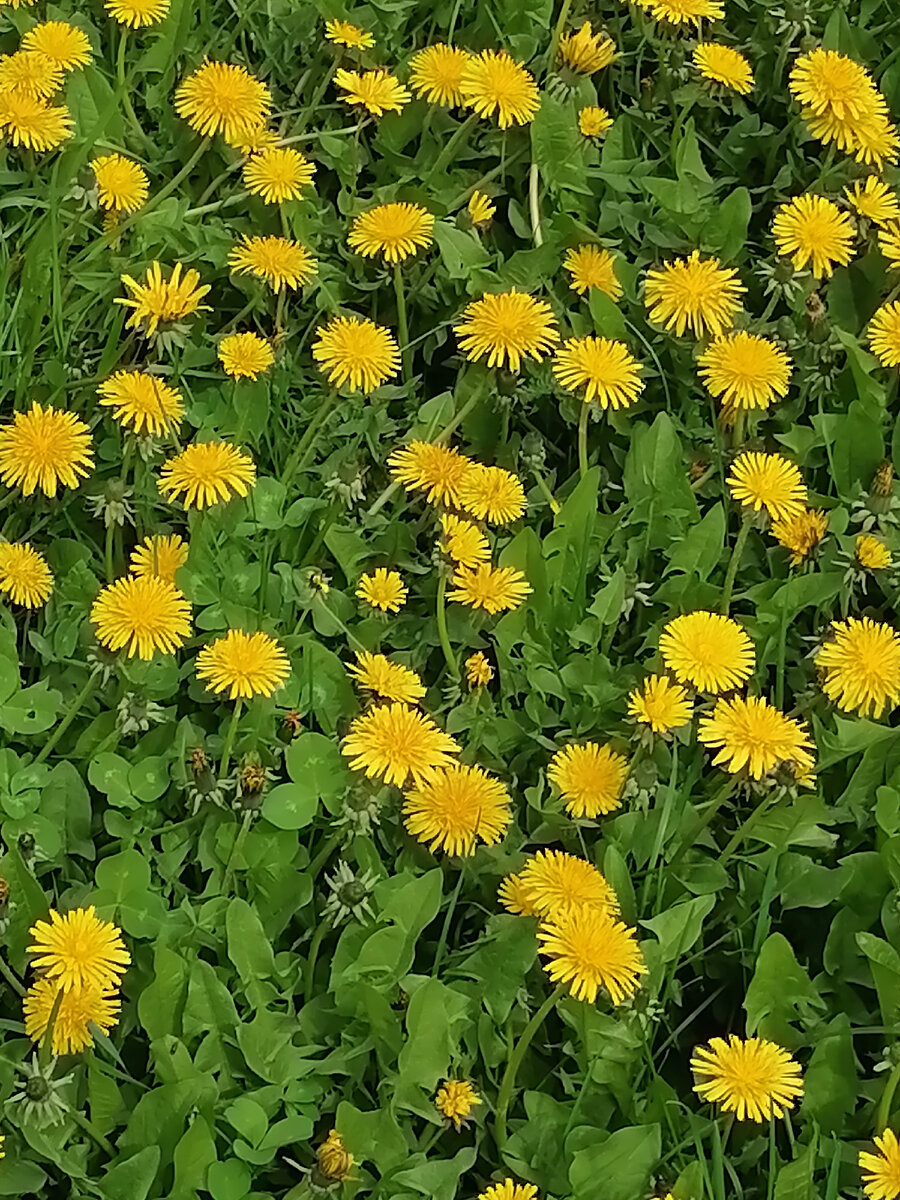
[21,23,92,71]
[698,332,792,410]
[348,202,434,264]
[553,336,643,409]
[0,542,53,608]
[159,441,256,509]
[388,440,473,507]
[728,450,807,522]
[98,370,183,436]
[547,742,628,818]
[659,610,755,693]
[860,1130,900,1200]
[579,105,612,137]
[846,177,900,226]
[356,567,407,612]
[868,301,900,370]
[129,533,188,584]
[313,315,400,393]
[24,977,120,1055]
[0,92,72,150]
[518,848,619,918]
[459,50,540,128]
[117,261,210,336]
[439,513,491,568]
[457,463,527,524]
[347,650,425,705]
[196,629,290,699]
[698,694,816,780]
[403,762,512,855]
[627,674,692,733]
[342,702,460,787]
[564,245,622,300]
[772,194,855,278]
[409,44,471,106]
[691,1035,803,1121]
[448,563,531,613]
[771,508,828,565]
[229,234,316,292]
[538,904,646,1004]
[175,60,270,142]
[325,19,374,49]
[91,153,149,214]
[816,616,900,717]
[455,290,559,372]
[435,1079,481,1128]
[644,250,744,339]
[29,906,130,992]
[91,574,191,659]
[218,331,275,379]
[693,44,753,94]
[243,146,315,204]
[559,23,616,75]
[334,68,410,116]
[0,402,92,497]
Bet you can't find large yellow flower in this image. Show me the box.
[771,508,828,565]
[547,742,628,818]
[243,147,315,204]
[627,674,692,733]
[29,906,130,992]
[129,533,188,583]
[218,331,274,379]
[537,904,646,1004]
[455,291,559,372]
[869,300,900,370]
[342,703,460,787]
[698,332,792,410]
[409,44,471,106]
[105,0,168,27]
[644,251,744,339]
[563,245,622,299]
[324,19,374,49]
[0,52,64,101]
[356,567,407,612]
[159,441,256,509]
[457,463,526,524]
[0,403,93,497]
[439,513,490,568]
[518,849,618,918]
[693,44,753,94]
[435,1079,481,1128]
[388,441,473,507]
[334,68,410,115]
[816,616,900,718]
[91,574,191,659]
[229,235,316,292]
[403,762,511,855]
[21,22,92,71]
[0,92,72,150]
[312,315,400,393]
[24,977,120,1055]
[117,262,210,337]
[860,1130,900,1200]
[0,542,53,608]
[448,563,531,613]
[846,177,900,226]
[691,1035,803,1122]
[459,50,540,128]
[772,193,855,278]
[789,48,878,122]
[558,23,616,74]
[698,695,815,780]
[659,611,755,693]
[553,336,643,409]
[728,450,807,522]
[856,534,892,571]
[196,629,290,699]
[98,370,183,436]
[91,153,149,214]
[348,202,434,264]
[632,0,724,25]
[175,60,270,141]
[347,650,425,705]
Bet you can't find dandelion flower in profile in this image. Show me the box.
[465,650,493,689]
[334,67,410,116]
[316,1130,353,1182]
[21,22,92,71]
[627,674,692,734]
[548,742,628,818]
[645,251,744,339]
[478,1180,539,1200]
[498,870,538,916]
[771,509,828,565]
[175,60,270,142]
[518,849,618,917]
[559,23,616,75]
[409,44,471,106]
[467,190,496,226]
[816,616,900,718]
[342,702,460,787]
[91,574,191,659]
[553,336,643,409]
[538,904,645,1004]
[878,224,900,269]
[460,50,540,128]
[158,441,256,509]
[218,331,274,379]
[698,332,791,410]
[356,567,407,613]
[564,245,622,300]
[29,906,130,992]
[196,629,290,699]
[129,533,188,583]
[117,262,210,337]
[0,92,72,150]
[455,291,559,372]
[312,315,400,393]
[324,18,374,48]
[0,52,64,100]
[91,153,149,214]
[403,762,511,855]
[728,450,807,522]
[435,1080,481,1129]
[98,370,183,436]
[348,202,434,264]
[458,463,527,524]
[860,1130,900,1200]
[449,564,531,614]
[439,513,490,569]
[0,403,92,497]
[347,650,425,705]
[0,542,53,608]
[633,0,724,24]
[388,440,473,507]
[578,105,612,137]
[856,534,892,570]
[846,177,900,226]
[659,611,755,693]
[24,977,120,1055]
[693,44,753,94]
[869,301,900,369]
[691,1035,803,1122]
[698,695,815,779]
[229,234,317,292]
[772,194,855,278]
[105,0,168,26]
[243,146,315,204]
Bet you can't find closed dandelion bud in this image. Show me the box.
[11,1055,72,1128]
[805,291,827,325]
[315,1129,353,1184]
[689,457,710,482]
[874,461,895,496]
[639,77,654,110]
[520,432,547,472]
[280,709,303,741]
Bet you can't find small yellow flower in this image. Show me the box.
[558,23,616,75]
[860,1129,900,1200]
[771,508,828,565]
[659,610,755,694]
[243,146,315,203]
[691,1035,803,1122]
[816,616,900,718]
[455,291,559,372]
[347,650,425,705]
[21,22,92,71]
[0,52,64,101]
[409,44,471,106]
[28,906,130,992]
[692,44,754,94]
[158,441,256,509]
[644,250,744,339]
[334,67,410,116]
[196,629,290,699]
[342,702,460,787]
[448,563,531,614]
[98,370,184,435]
[324,19,374,49]
[547,742,628,818]
[313,315,400,393]
[633,0,724,24]
[0,91,72,151]
[316,1130,354,1182]
[229,234,317,292]
[175,60,270,142]
[728,450,807,523]
[563,245,622,299]
[435,1079,481,1128]
[388,440,473,507]
[457,463,526,524]
[698,332,792,410]
[467,190,496,226]
[459,50,540,128]
[218,331,275,379]
[478,1180,539,1200]
[465,650,493,689]
[856,534,892,570]
[439,513,490,568]
[772,193,855,278]
[91,574,192,659]
[129,533,188,584]
[879,223,900,270]
[348,202,434,264]
[538,904,646,1004]
[553,336,643,409]
[91,153,149,214]
[869,301,900,370]
[356,567,407,613]
[0,402,93,497]
[0,542,53,608]
[498,870,538,916]
[578,105,612,138]
[403,762,511,855]
[846,177,900,226]
[627,674,692,733]
[116,261,210,337]
[24,976,120,1055]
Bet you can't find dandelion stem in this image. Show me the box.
[221,808,253,895]
[70,1108,116,1157]
[532,467,560,515]
[877,1059,900,1132]
[720,514,752,615]
[116,28,152,152]
[304,916,330,999]
[104,522,115,584]
[38,986,65,1070]
[717,789,780,866]
[528,162,543,247]
[494,982,566,1151]
[546,0,574,71]
[281,390,334,492]
[0,953,26,998]
[431,869,465,978]
[219,698,243,781]
[435,573,459,677]
[577,402,591,480]
[394,264,411,383]
[35,673,100,765]
[426,112,479,182]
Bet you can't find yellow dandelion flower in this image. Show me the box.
[816,616,900,718]
[347,650,425,705]
[869,301,900,370]
[772,193,855,278]
[218,331,274,379]
[343,702,460,787]
[325,19,374,49]
[175,60,270,142]
[0,403,92,497]
[789,48,879,121]
[498,870,538,916]
[129,533,188,583]
[0,52,64,101]
[564,245,622,300]
[227,122,278,154]
[728,450,807,522]
[243,146,315,204]
[348,202,434,264]
[659,610,755,693]
[578,105,612,137]
[28,906,130,992]
[196,629,290,699]
[518,849,618,918]
[846,177,900,226]
[21,22,92,71]
[633,0,724,25]
[388,440,473,507]
[0,542,53,608]
[159,441,255,509]
[559,23,616,75]
[435,1080,481,1128]
[229,234,317,292]
[98,370,183,436]
[644,250,744,339]
[356,567,407,612]
[691,1035,803,1122]
[316,1130,354,1182]
[693,44,753,93]
[312,315,400,393]
[465,650,493,688]
[879,223,900,269]
[91,153,149,214]
[698,332,792,410]
[698,694,815,779]
[850,114,900,170]
[116,261,210,337]
[548,742,628,819]
[455,290,559,372]
[856,534,892,570]
[0,91,71,150]
[334,67,410,116]
[24,976,120,1055]
[409,44,471,106]
[91,574,191,659]
[627,674,692,733]
[457,463,526,524]
[467,190,496,226]
[439,513,490,568]
[538,904,645,1004]
[478,1180,538,1200]
[459,50,540,129]
[105,0,168,26]
[553,336,643,409]
[448,563,531,613]
[771,508,828,565]
[0,1135,5,1159]
[860,1130,900,1200]
[403,762,511,855]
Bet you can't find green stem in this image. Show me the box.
[104,522,115,583]
[717,789,780,866]
[435,574,459,676]
[432,869,464,978]
[532,467,560,515]
[394,264,411,383]
[219,698,243,781]
[669,778,737,870]
[877,1059,900,1132]
[38,986,64,1069]
[281,391,334,492]
[546,0,574,71]
[577,402,591,480]
[494,983,566,1150]
[35,673,100,765]
[528,162,543,247]
[304,917,330,998]
[720,514,752,615]
[69,1108,116,1157]
[115,28,151,151]
[426,112,479,182]
[0,953,26,997]
[221,808,253,894]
